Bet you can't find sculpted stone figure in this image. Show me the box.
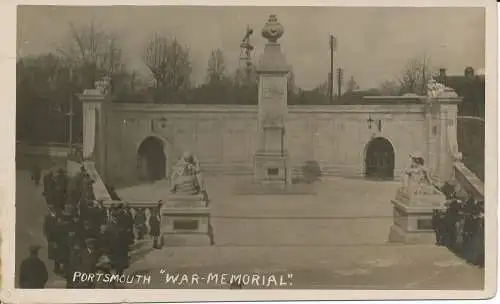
[170,152,207,198]
[403,152,439,196]
[426,79,459,99]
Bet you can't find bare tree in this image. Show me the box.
[398,56,433,95]
[164,39,192,90]
[144,34,192,94]
[206,48,228,85]
[60,21,123,89]
[143,33,169,89]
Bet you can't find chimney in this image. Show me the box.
[465,67,475,78]
[439,68,447,84]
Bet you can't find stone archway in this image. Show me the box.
[137,136,167,181]
[364,137,395,180]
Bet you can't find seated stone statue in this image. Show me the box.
[403,152,440,196]
[170,152,207,198]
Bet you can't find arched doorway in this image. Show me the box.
[137,137,166,181]
[364,137,395,180]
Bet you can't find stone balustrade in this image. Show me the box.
[453,161,484,200]
[83,161,112,201]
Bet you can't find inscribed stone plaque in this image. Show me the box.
[261,77,285,99]
[417,219,434,230]
[173,219,199,230]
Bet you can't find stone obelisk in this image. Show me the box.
[253,15,292,186]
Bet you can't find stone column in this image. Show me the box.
[82,101,97,159]
[426,81,462,182]
[78,78,111,176]
[435,98,462,181]
[253,14,292,185]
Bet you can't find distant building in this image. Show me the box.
[435,67,485,118]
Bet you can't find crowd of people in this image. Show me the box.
[20,165,162,289]
[432,184,485,267]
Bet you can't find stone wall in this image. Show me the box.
[103,103,431,185]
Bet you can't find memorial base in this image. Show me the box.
[254,151,292,185]
[160,194,214,246]
[388,188,446,244]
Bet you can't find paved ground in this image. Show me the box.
[15,171,485,289]
[118,176,398,246]
[125,245,484,289]
[117,176,484,290]
[15,170,61,287]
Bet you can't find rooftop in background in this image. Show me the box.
[361,95,427,104]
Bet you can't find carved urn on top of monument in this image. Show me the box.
[261,14,284,43]
[253,14,292,186]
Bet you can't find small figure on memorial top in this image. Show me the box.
[262,14,284,43]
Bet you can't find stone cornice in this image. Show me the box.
[110,103,427,114]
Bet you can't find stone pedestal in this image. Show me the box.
[254,151,291,185]
[388,187,446,244]
[160,194,214,245]
[253,15,292,186]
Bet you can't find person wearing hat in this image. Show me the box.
[108,227,129,275]
[80,238,99,287]
[19,245,49,288]
[149,206,162,249]
[43,207,59,263]
[31,162,41,187]
[65,242,83,288]
[134,207,147,240]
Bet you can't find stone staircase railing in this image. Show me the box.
[453,161,484,200]
[68,159,161,209]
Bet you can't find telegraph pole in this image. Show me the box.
[67,66,74,152]
[337,67,343,98]
[329,34,336,103]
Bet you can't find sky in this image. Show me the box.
[17,6,485,90]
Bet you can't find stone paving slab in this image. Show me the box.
[117,176,400,218]
[123,244,484,290]
[118,176,400,246]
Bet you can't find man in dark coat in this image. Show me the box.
[56,168,68,191]
[53,206,73,274]
[42,171,55,206]
[43,171,54,194]
[32,163,42,187]
[43,207,58,261]
[107,222,129,275]
[81,220,100,241]
[94,201,107,229]
[66,242,83,288]
[444,199,462,249]
[149,206,162,249]
[19,245,49,288]
[123,203,135,246]
[79,238,100,288]
[134,208,147,240]
[462,197,477,260]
